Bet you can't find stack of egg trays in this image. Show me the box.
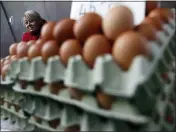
[7,17,176,131]
[0,77,35,131]
[21,94,148,132]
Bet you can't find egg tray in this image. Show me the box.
[21,96,145,132]
[12,63,176,124]
[28,112,144,132]
[13,82,149,124]
[19,93,176,132]
[0,84,24,105]
[7,22,176,98]
[1,101,27,119]
[1,109,35,131]
[145,76,176,132]
[14,74,176,132]
[0,76,14,85]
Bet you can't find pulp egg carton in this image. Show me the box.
[64,24,175,96]
[7,56,46,81]
[21,95,144,132]
[6,19,175,85]
[1,86,24,106]
[28,116,64,131]
[0,76,14,85]
[1,101,26,119]
[6,59,20,80]
[29,106,145,132]
[145,87,176,132]
[23,95,63,121]
[13,82,149,124]
[1,109,35,131]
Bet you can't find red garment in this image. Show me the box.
[22,32,40,42]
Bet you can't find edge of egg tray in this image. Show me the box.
[1,101,26,119]
[28,116,64,131]
[13,82,149,124]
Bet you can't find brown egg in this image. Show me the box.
[17,41,29,58]
[10,55,18,62]
[102,6,134,40]
[135,23,157,41]
[48,119,60,129]
[28,44,42,60]
[148,8,173,23]
[69,87,84,100]
[3,58,11,65]
[35,39,46,46]
[142,17,162,30]
[0,59,5,75]
[64,125,80,132]
[146,0,159,16]
[113,31,150,70]
[96,90,115,110]
[74,12,102,43]
[1,58,5,64]
[5,55,11,60]
[13,104,20,112]
[49,82,65,95]
[83,34,111,68]
[53,18,75,44]
[41,40,59,63]
[1,64,10,81]
[41,21,56,41]
[34,79,45,91]
[34,116,42,123]
[60,39,82,66]
[161,8,174,18]
[9,43,17,55]
[27,40,36,46]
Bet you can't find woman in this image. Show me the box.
[22,10,46,42]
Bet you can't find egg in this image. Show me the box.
[146,0,159,16]
[48,119,60,129]
[64,125,80,132]
[17,41,29,58]
[96,90,115,110]
[0,59,5,69]
[35,39,46,46]
[10,55,18,62]
[9,43,17,55]
[3,58,11,65]
[28,44,42,60]
[53,18,75,44]
[27,40,36,46]
[49,82,65,95]
[148,8,173,23]
[83,34,111,68]
[69,87,84,100]
[142,17,162,30]
[41,21,56,41]
[135,23,157,41]
[5,55,11,60]
[34,116,42,123]
[13,104,20,112]
[60,39,82,66]
[113,31,150,70]
[34,79,45,91]
[1,64,10,81]
[74,12,102,43]
[41,40,59,63]
[102,6,134,40]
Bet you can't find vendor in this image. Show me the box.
[22,10,46,42]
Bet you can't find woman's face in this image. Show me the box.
[24,18,41,33]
